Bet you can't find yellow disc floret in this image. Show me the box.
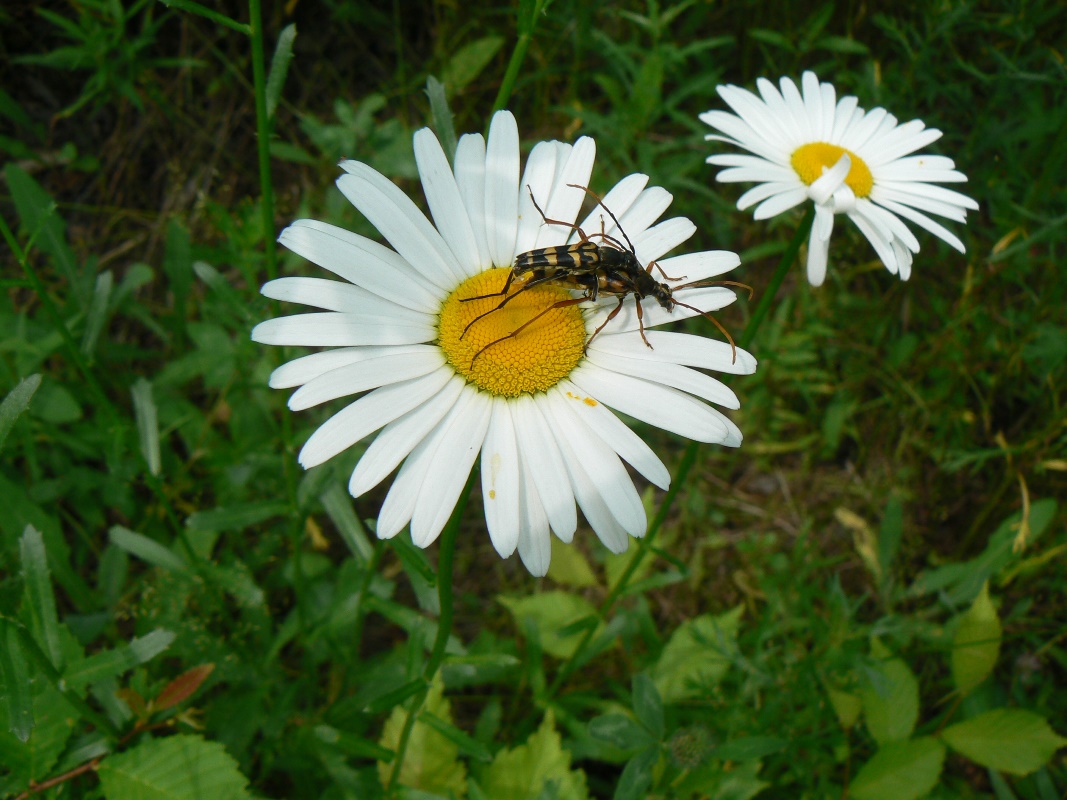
[438,268,587,397]
[790,142,874,198]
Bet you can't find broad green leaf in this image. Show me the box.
[0,683,77,786]
[97,734,250,799]
[478,711,589,800]
[614,747,656,800]
[653,605,742,704]
[499,591,601,660]
[64,630,175,691]
[441,35,504,94]
[588,714,656,750]
[823,678,862,730]
[377,680,466,795]
[20,525,64,670]
[109,526,188,573]
[131,378,161,476]
[632,673,663,740]
[546,535,597,588]
[861,640,919,746]
[266,23,296,121]
[850,737,946,800]
[0,374,41,453]
[940,709,1067,776]
[0,622,32,741]
[951,582,1001,694]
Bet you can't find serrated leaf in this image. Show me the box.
[0,622,32,741]
[64,630,176,691]
[940,709,1067,776]
[377,679,466,794]
[850,737,946,800]
[653,605,742,704]
[0,374,41,454]
[478,710,589,800]
[154,664,215,712]
[109,526,188,573]
[499,591,601,660]
[97,734,251,799]
[0,683,77,785]
[951,582,1001,694]
[20,525,64,670]
[861,641,919,746]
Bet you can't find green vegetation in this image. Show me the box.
[1,1,1064,798]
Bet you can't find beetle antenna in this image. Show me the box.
[567,183,637,254]
[672,300,739,364]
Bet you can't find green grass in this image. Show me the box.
[1,1,1065,798]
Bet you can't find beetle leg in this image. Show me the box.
[470,296,588,365]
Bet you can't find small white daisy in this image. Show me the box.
[700,71,978,286]
[253,110,754,576]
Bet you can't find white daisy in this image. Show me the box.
[700,71,978,286]
[252,110,754,577]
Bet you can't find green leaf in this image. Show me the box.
[81,269,113,358]
[861,640,919,746]
[878,495,903,584]
[614,747,656,800]
[377,680,467,795]
[823,678,862,730]
[97,734,251,799]
[0,622,32,741]
[951,582,1001,695]
[653,605,742,704]
[266,24,296,121]
[712,736,788,761]
[426,75,457,162]
[131,378,161,476]
[0,682,77,786]
[850,737,946,800]
[588,714,655,750]
[0,374,41,454]
[419,710,493,762]
[546,535,597,587]
[940,709,1067,776]
[478,710,589,800]
[320,483,373,562]
[109,526,188,573]
[441,35,504,94]
[499,591,602,660]
[64,630,175,691]
[632,673,663,740]
[185,501,288,533]
[19,525,64,671]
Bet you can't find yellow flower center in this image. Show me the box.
[790,142,873,198]
[438,268,587,397]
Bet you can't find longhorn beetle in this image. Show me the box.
[460,184,749,366]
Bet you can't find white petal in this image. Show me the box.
[336,162,462,288]
[553,382,670,490]
[348,376,466,497]
[511,395,577,539]
[849,210,898,274]
[569,363,735,445]
[516,454,552,576]
[270,345,434,389]
[297,366,453,468]
[278,220,442,313]
[634,217,696,265]
[585,349,740,408]
[657,250,741,283]
[454,133,491,269]
[251,313,435,347]
[485,111,520,267]
[261,278,434,327]
[615,187,673,241]
[753,188,809,219]
[410,390,491,547]
[574,173,649,242]
[585,286,737,335]
[546,391,646,538]
[414,128,482,277]
[480,401,520,558]
[807,205,834,287]
[515,141,562,255]
[534,137,596,248]
[735,181,805,211]
[873,196,966,253]
[288,348,445,410]
[591,329,756,374]
[808,154,850,205]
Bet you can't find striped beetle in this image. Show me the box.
[460,184,749,365]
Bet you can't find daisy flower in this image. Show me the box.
[700,71,978,286]
[252,110,754,576]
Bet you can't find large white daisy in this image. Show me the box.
[700,71,978,286]
[252,110,754,576]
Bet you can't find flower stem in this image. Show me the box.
[548,206,815,696]
[385,469,477,793]
[491,0,547,114]
[248,0,277,282]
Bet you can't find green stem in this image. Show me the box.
[548,206,815,696]
[248,0,277,282]
[386,470,476,794]
[491,1,545,114]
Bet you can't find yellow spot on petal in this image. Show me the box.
[489,490,496,499]
[583,397,597,406]
[791,142,873,198]
[438,268,586,397]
